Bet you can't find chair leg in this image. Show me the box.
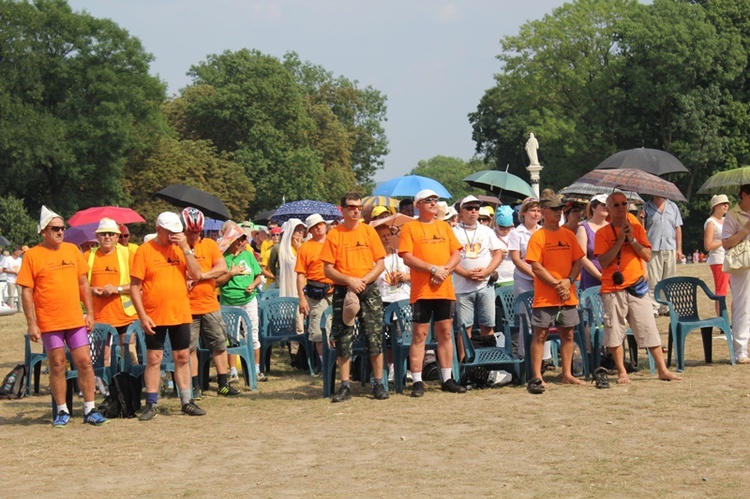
[666,333,673,368]
[701,327,713,364]
[626,335,639,369]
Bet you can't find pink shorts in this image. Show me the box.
[710,264,730,296]
[41,326,89,351]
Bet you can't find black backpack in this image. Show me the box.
[0,364,28,400]
[99,373,142,418]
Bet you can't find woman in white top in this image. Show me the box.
[722,185,750,363]
[508,197,541,297]
[705,194,730,315]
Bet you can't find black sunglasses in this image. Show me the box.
[48,226,66,233]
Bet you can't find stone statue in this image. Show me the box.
[525,132,540,166]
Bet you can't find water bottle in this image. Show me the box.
[572,345,583,377]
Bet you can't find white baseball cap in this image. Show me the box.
[460,195,481,208]
[156,212,183,233]
[414,189,439,204]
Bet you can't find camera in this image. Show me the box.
[613,271,625,285]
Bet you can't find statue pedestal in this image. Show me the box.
[526,164,543,198]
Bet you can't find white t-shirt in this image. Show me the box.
[507,224,537,285]
[495,233,515,284]
[704,217,725,266]
[3,256,22,284]
[452,223,502,294]
[376,252,411,304]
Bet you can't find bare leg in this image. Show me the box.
[434,319,454,374]
[558,327,585,385]
[409,323,429,375]
[144,350,163,393]
[70,345,96,402]
[213,350,228,374]
[649,345,682,381]
[190,350,199,377]
[337,357,351,381]
[370,353,383,379]
[530,327,549,388]
[172,349,191,392]
[608,345,630,384]
[47,348,68,409]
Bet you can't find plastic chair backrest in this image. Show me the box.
[221,306,252,346]
[87,323,117,371]
[496,286,517,329]
[459,324,477,363]
[579,285,603,326]
[260,297,299,337]
[655,277,701,321]
[384,300,412,343]
[514,291,534,335]
[259,287,280,301]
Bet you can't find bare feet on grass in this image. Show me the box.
[561,375,586,385]
[616,374,631,384]
[659,371,682,381]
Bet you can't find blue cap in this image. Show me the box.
[495,205,514,227]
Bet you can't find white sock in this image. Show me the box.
[229,367,238,376]
[83,401,95,415]
[255,364,260,374]
[441,368,452,382]
[57,404,69,415]
[411,371,423,383]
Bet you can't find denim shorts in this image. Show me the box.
[456,286,495,328]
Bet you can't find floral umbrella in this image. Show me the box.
[272,200,341,222]
[574,169,686,202]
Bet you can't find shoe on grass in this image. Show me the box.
[83,410,109,426]
[372,382,389,400]
[228,374,240,384]
[181,400,206,416]
[441,378,467,393]
[257,372,268,382]
[52,410,70,428]
[217,384,241,396]
[331,384,352,403]
[411,381,425,398]
[139,402,158,422]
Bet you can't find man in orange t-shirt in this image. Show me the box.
[130,212,205,421]
[399,189,464,397]
[18,206,107,427]
[320,193,387,402]
[594,192,680,384]
[525,195,585,394]
[295,213,333,363]
[180,208,239,398]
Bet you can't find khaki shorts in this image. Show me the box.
[602,290,661,349]
[306,294,332,342]
[190,310,228,352]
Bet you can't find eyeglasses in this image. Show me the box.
[121,234,130,239]
[420,198,439,205]
[611,202,627,208]
[462,206,480,211]
[99,232,117,237]
[48,226,66,233]
[345,205,363,211]
[271,233,281,237]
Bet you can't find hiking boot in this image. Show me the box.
[411,381,425,398]
[181,400,206,416]
[83,410,109,426]
[139,403,158,422]
[441,378,467,393]
[331,384,352,403]
[257,372,268,382]
[217,384,241,397]
[52,410,70,428]
[372,382,389,400]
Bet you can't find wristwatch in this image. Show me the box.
[184,248,195,256]
[430,266,437,275]
[117,286,123,294]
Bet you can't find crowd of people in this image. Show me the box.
[10,181,750,425]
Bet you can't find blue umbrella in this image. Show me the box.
[273,200,341,222]
[374,175,451,199]
[64,222,99,246]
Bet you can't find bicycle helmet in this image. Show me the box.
[181,207,205,233]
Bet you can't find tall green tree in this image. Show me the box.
[0,0,167,215]
[0,195,39,247]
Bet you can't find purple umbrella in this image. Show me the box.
[64,222,99,246]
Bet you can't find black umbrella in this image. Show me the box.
[0,235,10,246]
[155,184,231,221]
[253,209,277,224]
[595,147,689,176]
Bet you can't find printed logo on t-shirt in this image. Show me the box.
[61,259,75,266]
[545,241,571,252]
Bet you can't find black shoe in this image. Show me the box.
[411,381,425,398]
[372,382,389,400]
[331,384,352,403]
[217,384,241,397]
[139,402,158,421]
[181,400,206,416]
[527,377,546,395]
[441,378,467,393]
[592,367,611,389]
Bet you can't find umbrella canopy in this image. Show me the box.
[252,209,277,225]
[595,147,689,176]
[203,217,224,231]
[362,195,400,210]
[0,235,10,246]
[374,175,451,199]
[369,213,414,231]
[272,200,341,222]
[476,195,501,207]
[559,182,644,203]
[575,169,686,202]
[697,167,750,195]
[155,184,231,221]
[64,222,99,246]
[462,170,535,199]
[68,206,145,227]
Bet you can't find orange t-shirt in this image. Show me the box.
[525,227,584,308]
[319,223,386,280]
[130,241,192,326]
[295,239,333,284]
[84,247,136,327]
[188,237,223,315]
[399,219,463,303]
[16,242,88,333]
[594,221,651,293]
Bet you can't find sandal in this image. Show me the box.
[592,367,610,389]
[527,377,546,395]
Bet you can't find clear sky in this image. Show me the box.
[67,0,569,182]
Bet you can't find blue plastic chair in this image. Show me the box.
[258,297,314,375]
[122,321,175,380]
[24,334,47,395]
[385,300,415,393]
[456,324,524,384]
[220,306,258,390]
[655,276,735,371]
[259,287,279,301]
[50,323,118,418]
[495,286,519,353]
[320,307,389,398]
